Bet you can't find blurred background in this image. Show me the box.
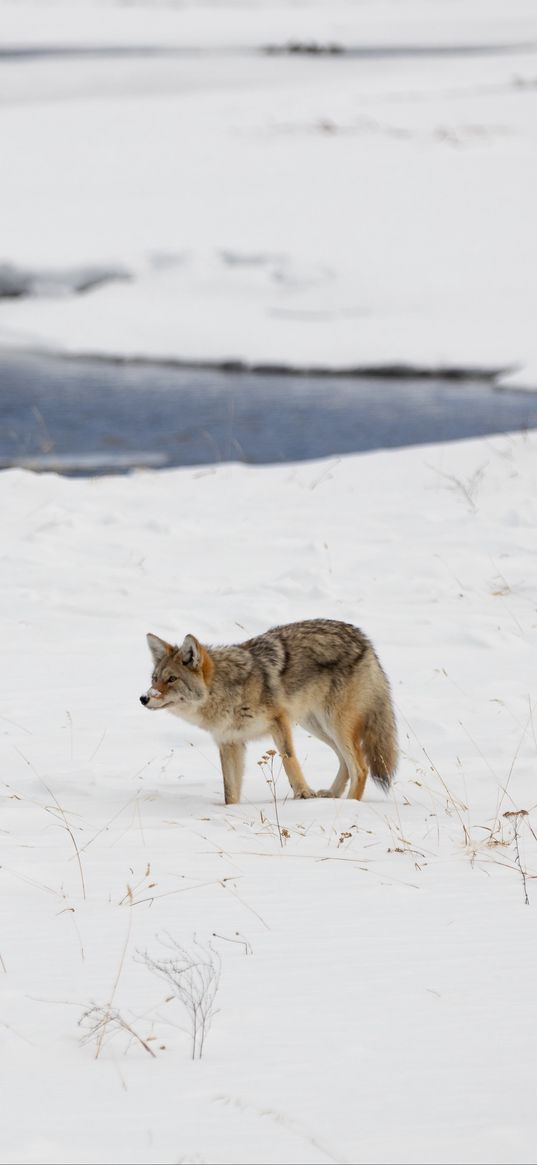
[1,0,537,474]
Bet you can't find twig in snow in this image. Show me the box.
[14,748,86,899]
[139,935,220,1061]
[258,750,286,847]
[94,913,133,1059]
[79,1003,156,1058]
[212,931,252,955]
[503,810,530,905]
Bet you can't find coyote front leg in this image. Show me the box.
[271,713,315,799]
[219,742,246,805]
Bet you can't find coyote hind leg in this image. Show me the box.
[305,710,370,800]
[318,759,350,799]
[271,713,316,799]
[301,714,350,798]
[345,735,369,800]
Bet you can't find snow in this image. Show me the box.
[0,0,537,384]
[1,7,536,1160]
[2,0,536,54]
[0,261,129,298]
[1,431,536,1165]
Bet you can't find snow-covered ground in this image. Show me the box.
[1,7,537,1162]
[1,431,536,1165]
[0,0,537,385]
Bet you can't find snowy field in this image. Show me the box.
[1,431,536,1165]
[0,0,537,385]
[1,5,537,1164]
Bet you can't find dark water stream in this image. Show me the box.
[0,351,535,475]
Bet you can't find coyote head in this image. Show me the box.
[140,633,211,714]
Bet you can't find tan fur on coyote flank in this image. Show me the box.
[140,619,398,805]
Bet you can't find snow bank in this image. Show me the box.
[0,1,536,384]
[2,0,536,54]
[1,432,536,1164]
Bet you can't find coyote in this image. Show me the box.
[140,619,397,805]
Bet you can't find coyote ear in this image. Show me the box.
[146,633,173,663]
[180,634,201,669]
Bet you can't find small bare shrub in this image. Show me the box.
[139,935,221,1060]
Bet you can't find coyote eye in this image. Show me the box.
[167,675,177,684]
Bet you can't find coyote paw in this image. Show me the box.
[316,788,333,798]
[294,788,316,799]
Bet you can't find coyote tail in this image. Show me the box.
[362,668,398,791]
